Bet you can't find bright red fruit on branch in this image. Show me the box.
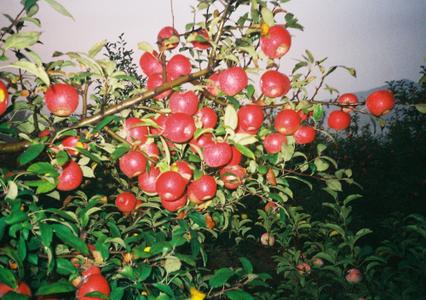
[0,283,13,297]
[0,282,31,297]
[115,192,137,213]
[139,141,160,161]
[260,25,292,59]
[188,175,217,204]
[237,105,264,133]
[147,73,171,100]
[157,26,179,49]
[274,109,301,135]
[57,160,83,191]
[124,117,149,143]
[296,262,312,275]
[77,274,110,300]
[345,268,362,284]
[337,93,358,112]
[191,28,210,50]
[166,54,192,80]
[190,133,214,153]
[44,83,79,117]
[366,89,395,116]
[82,265,101,279]
[263,132,287,154]
[61,136,84,156]
[218,67,248,96]
[260,70,291,98]
[138,166,160,195]
[163,113,196,143]
[171,160,193,183]
[0,80,9,115]
[161,193,187,212]
[294,126,316,144]
[151,114,168,135]
[203,142,233,168]
[156,171,187,202]
[169,91,199,115]
[197,107,218,128]
[206,72,221,96]
[220,165,246,190]
[227,147,242,166]
[328,110,351,131]
[139,52,163,76]
[119,150,147,178]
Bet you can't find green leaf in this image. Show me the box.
[93,115,118,133]
[83,291,108,299]
[27,162,59,177]
[55,150,69,166]
[56,258,77,275]
[209,268,235,288]
[224,105,238,130]
[17,143,45,165]
[39,223,53,247]
[235,144,255,160]
[415,103,426,114]
[314,158,329,172]
[5,181,18,200]
[326,179,342,192]
[88,39,107,58]
[312,104,324,122]
[239,257,253,274]
[0,267,17,288]
[75,147,101,163]
[4,31,41,50]
[43,0,74,20]
[153,283,174,297]
[36,280,75,296]
[6,60,50,85]
[52,224,89,255]
[226,290,254,300]
[164,256,181,273]
[261,7,274,26]
[111,143,131,161]
[137,41,153,52]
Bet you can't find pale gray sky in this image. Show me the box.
[1,0,425,97]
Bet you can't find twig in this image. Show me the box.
[169,0,175,29]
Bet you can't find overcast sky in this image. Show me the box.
[1,0,425,97]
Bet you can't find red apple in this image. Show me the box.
[328,110,351,131]
[218,67,248,96]
[147,73,171,100]
[260,70,291,98]
[345,268,362,284]
[139,52,163,77]
[274,109,301,135]
[163,113,196,143]
[156,171,187,201]
[296,262,311,275]
[191,28,210,50]
[237,105,264,133]
[169,91,199,115]
[260,25,292,59]
[294,126,316,144]
[0,80,9,116]
[82,266,101,279]
[297,110,308,121]
[227,146,242,166]
[150,115,168,135]
[263,132,287,154]
[188,175,217,204]
[0,283,13,297]
[138,166,160,195]
[205,73,221,96]
[157,26,179,49]
[57,160,83,191]
[161,193,187,212]
[61,136,84,156]
[203,142,232,168]
[39,128,53,138]
[264,201,278,212]
[124,117,149,144]
[190,133,214,153]
[44,83,79,117]
[171,160,193,183]
[119,150,147,178]
[220,165,246,190]
[77,274,110,300]
[197,107,218,128]
[166,54,192,81]
[115,192,137,214]
[366,89,395,116]
[139,141,160,161]
[337,93,358,112]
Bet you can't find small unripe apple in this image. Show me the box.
[188,175,217,204]
[366,89,395,116]
[169,91,199,115]
[156,171,187,201]
[338,93,358,112]
[220,165,246,190]
[218,67,248,96]
[171,160,193,183]
[203,142,232,168]
[294,126,316,144]
[77,274,110,300]
[191,28,210,50]
[260,232,275,246]
[274,109,301,135]
[296,262,311,275]
[263,132,287,154]
[327,110,351,131]
[197,107,218,128]
[157,26,179,49]
[0,80,10,116]
[260,70,291,98]
[115,192,137,214]
[205,72,221,96]
[161,193,187,212]
[166,54,192,81]
[260,25,292,59]
[345,268,362,284]
[139,51,163,76]
[119,150,147,178]
[44,83,79,116]
[147,73,171,100]
[138,166,160,195]
[163,113,196,143]
[237,105,264,133]
[124,117,149,143]
[57,160,83,191]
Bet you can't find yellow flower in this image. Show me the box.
[144,246,151,253]
[190,287,206,300]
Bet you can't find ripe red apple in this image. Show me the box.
[220,165,246,190]
[139,141,160,161]
[264,201,278,212]
[203,142,232,168]
[171,160,193,183]
[260,232,275,246]
[161,193,187,212]
[0,80,9,116]
[57,160,83,191]
[296,262,311,275]
[226,146,242,166]
[274,109,301,135]
[191,28,210,50]
[157,26,179,49]
[138,166,160,195]
[82,265,101,279]
[44,83,79,117]
[39,128,53,138]
[260,70,291,98]
[260,25,292,59]
[190,133,214,153]
[338,93,358,112]
[366,89,395,116]
[124,117,149,144]
[147,73,171,100]
[297,110,309,121]
[237,105,264,133]
[205,72,221,96]
[188,175,217,204]
[0,283,13,297]
[328,110,351,131]
[77,274,110,300]
[263,132,287,154]
[163,113,196,143]
[0,282,32,297]
[166,54,192,81]
[169,91,199,115]
[119,150,147,178]
[139,51,163,76]
[345,268,362,284]
[156,171,187,201]
[197,107,218,128]
[294,126,316,144]
[61,136,85,156]
[150,114,168,135]
[115,192,137,214]
[218,67,248,96]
